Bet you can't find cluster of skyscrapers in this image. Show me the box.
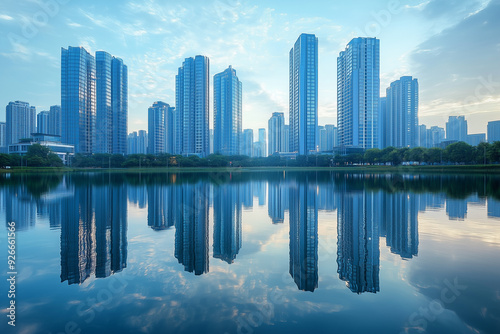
[2,36,500,158]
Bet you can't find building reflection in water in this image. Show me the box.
[381,193,419,260]
[213,183,242,264]
[147,185,174,231]
[337,186,380,294]
[174,182,210,275]
[268,178,289,224]
[60,183,128,285]
[289,178,318,292]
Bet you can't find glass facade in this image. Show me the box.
[61,46,96,154]
[175,56,210,157]
[37,111,50,134]
[95,51,128,155]
[383,76,419,148]
[268,112,285,155]
[213,66,242,155]
[5,101,36,146]
[337,38,380,149]
[148,101,174,154]
[289,33,318,155]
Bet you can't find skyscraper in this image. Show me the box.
[61,46,96,154]
[268,112,285,155]
[127,130,148,155]
[487,120,500,143]
[6,101,36,146]
[242,129,254,157]
[258,128,266,157]
[337,38,380,149]
[446,116,468,142]
[175,56,210,157]
[214,66,242,155]
[318,124,338,152]
[289,33,318,155]
[95,51,128,155]
[49,105,61,136]
[0,122,5,149]
[37,111,50,134]
[148,101,174,154]
[384,76,419,148]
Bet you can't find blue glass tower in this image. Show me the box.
[5,101,36,146]
[61,46,96,154]
[148,101,174,154]
[289,33,318,155]
[37,111,50,134]
[337,38,380,149]
[214,66,242,155]
[95,51,128,155]
[175,56,210,157]
[268,112,285,155]
[384,76,419,148]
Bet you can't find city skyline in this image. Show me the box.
[1,0,499,136]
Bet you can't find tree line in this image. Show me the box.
[1,141,500,169]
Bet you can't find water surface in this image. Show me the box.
[0,171,499,334]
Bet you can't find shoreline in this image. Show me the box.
[2,165,500,174]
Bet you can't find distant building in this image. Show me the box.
[338,37,380,149]
[418,124,428,148]
[0,122,5,149]
[37,111,50,134]
[289,33,318,155]
[175,55,210,157]
[6,101,36,146]
[268,112,285,155]
[148,102,174,155]
[428,126,445,147]
[318,124,337,152]
[127,130,148,155]
[214,66,242,155]
[49,105,61,136]
[384,76,419,148]
[466,133,486,146]
[258,128,266,157]
[488,120,500,143]
[283,124,290,153]
[242,129,253,157]
[446,116,467,142]
[8,133,74,164]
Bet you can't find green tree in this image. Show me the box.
[445,142,474,163]
[364,148,381,164]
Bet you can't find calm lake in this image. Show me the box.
[0,171,499,334]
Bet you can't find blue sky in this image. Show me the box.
[1,0,499,135]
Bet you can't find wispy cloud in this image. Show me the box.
[0,14,14,20]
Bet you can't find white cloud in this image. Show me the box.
[0,14,14,20]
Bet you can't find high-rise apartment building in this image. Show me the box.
[337,38,380,149]
[488,120,500,143]
[0,122,6,149]
[61,46,96,154]
[6,101,36,146]
[37,111,50,134]
[446,116,468,142]
[175,56,210,157]
[268,112,285,155]
[289,33,318,155]
[127,130,148,155]
[148,101,174,155]
[49,105,61,136]
[258,128,266,157]
[95,51,128,155]
[384,76,419,148]
[214,66,242,155]
[242,129,253,157]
